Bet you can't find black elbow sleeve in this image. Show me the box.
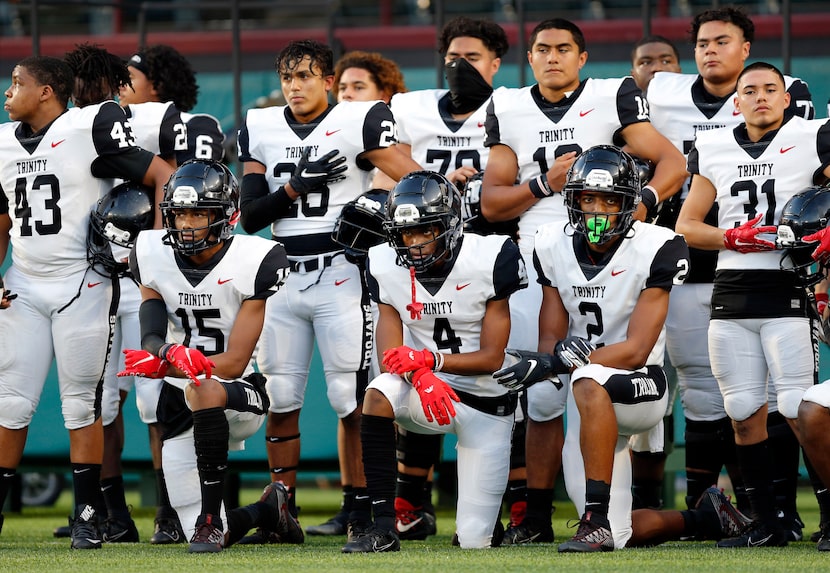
[139,298,168,357]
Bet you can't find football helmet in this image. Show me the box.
[563,144,640,245]
[777,185,830,286]
[87,181,155,277]
[384,170,463,272]
[160,159,239,255]
[332,188,389,261]
[461,171,519,241]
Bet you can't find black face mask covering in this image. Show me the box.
[444,58,493,115]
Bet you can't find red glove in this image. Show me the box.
[803,226,830,265]
[162,343,215,386]
[723,214,777,253]
[118,349,168,379]
[382,346,438,374]
[411,367,460,426]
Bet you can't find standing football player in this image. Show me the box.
[481,18,686,544]
[648,7,815,532]
[676,62,830,547]
[238,39,420,542]
[629,35,681,93]
[121,159,296,553]
[0,53,171,549]
[342,170,527,552]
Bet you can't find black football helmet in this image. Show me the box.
[461,171,519,241]
[384,170,463,272]
[332,188,389,261]
[160,159,239,255]
[563,144,641,245]
[777,185,830,286]
[87,181,155,277]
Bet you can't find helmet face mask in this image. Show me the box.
[564,145,641,246]
[384,170,463,272]
[160,159,239,255]
[87,182,155,277]
[332,189,389,260]
[778,185,830,287]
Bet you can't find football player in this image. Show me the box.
[676,62,830,547]
[238,39,420,542]
[121,159,295,553]
[0,53,172,549]
[481,18,687,544]
[333,50,406,104]
[647,7,815,529]
[494,145,692,551]
[342,170,526,552]
[629,35,681,93]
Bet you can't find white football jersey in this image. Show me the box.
[534,221,689,366]
[0,101,140,277]
[124,100,185,159]
[178,112,225,163]
[485,78,649,248]
[391,89,496,175]
[367,233,527,397]
[132,231,289,359]
[238,100,396,240]
[689,116,830,271]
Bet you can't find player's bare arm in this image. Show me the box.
[441,297,511,375]
[361,145,421,182]
[675,173,725,250]
[375,301,405,370]
[537,284,570,354]
[142,155,176,228]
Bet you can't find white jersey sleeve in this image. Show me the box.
[533,221,689,366]
[125,101,185,159]
[177,112,225,163]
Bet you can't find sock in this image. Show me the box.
[422,481,435,514]
[361,414,396,531]
[193,407,229,518]
[155,468,174,511]
[684,417,733,506]
[525,488,555,526]
[585,479,611,519]
[736,440,777,524]
[71,463,102,511]
[505,479,527,524]
[803,451,830,525]
[396,472,427,507]
[285,486,298,518]
[341,485,354,515]
[225,505,257,547]
[767,412,800,516]
[100,475,129,520]
[350,486,371,524]
[631,450,666,509]
[0,468,15,512]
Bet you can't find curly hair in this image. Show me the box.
[332,51,407,101]
[64,43,131,107]
[275,39,334,77]
[128,44,198,111]
[690,6,755,44]
[439,17,509,58]
[16,56,74,108]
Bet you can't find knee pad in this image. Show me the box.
[0,395,37,429]
[774,388,805,420]
[396,429,441,469]
[722,392,763,423]
[265,374,305,413]
[325,372,361,419]
[526,378,567,422]
[62,395,97,429]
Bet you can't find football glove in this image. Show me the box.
[411,367,460,426]
[723,214,777,253]
[0,274,17,309]
[802,226,830,265]
[118,349,169,379]
[494,349,563,391]
[288,147,348,196]
[161,343,215,386]
[555,336,596,370]
[382,346,438,374]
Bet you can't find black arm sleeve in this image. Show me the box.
[239,172,295,234]
[139,298,169,356]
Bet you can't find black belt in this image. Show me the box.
[288,253,339,273]
[454,389,517,417]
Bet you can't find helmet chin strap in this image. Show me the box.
[586,215,610,244]
[405,266,424,320]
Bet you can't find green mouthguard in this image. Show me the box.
[586,216,609,244]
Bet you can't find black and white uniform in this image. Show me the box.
[130,230,289,539]
[484,78,649,421]
[0,101,151,430]
[534,220,688,547]
[239,101,395,418]
[366,233,527,548]
[648,71,814,422]
[176,112,225,164]
[688,116,830,422]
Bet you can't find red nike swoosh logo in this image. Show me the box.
[217,278,233,285]
[335,278,350,286]
[732,109,742,116]
[87,281,102,288]
[780,146,795,154]
[51,139,65,148]
[610,269,625,276]
[477,122,485,128]
[456,283,471,290]
[579,109,594,117]
[326,129,341,136]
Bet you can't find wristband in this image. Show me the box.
[432,351,445,373]
[641,185,658,212]
[528,174,553,199]
[158,343,173,360]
